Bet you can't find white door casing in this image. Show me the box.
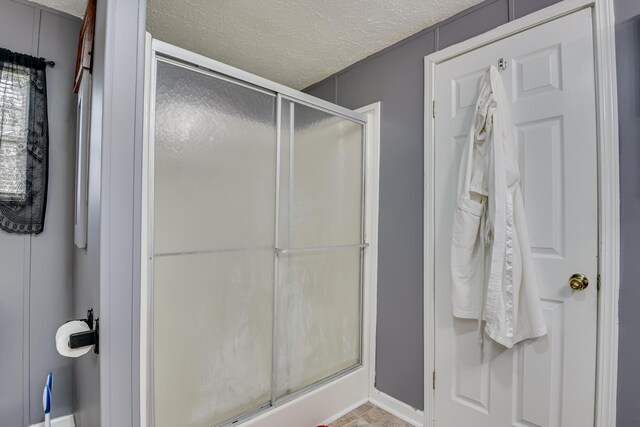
[432,8,598,427]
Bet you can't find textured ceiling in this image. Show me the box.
[31,0,485,90]
[147,0,484,89]
[29,0,86,17]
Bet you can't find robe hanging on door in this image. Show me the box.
[450,66,547,348]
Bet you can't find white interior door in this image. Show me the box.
[433,8,598,427]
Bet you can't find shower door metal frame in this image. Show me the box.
[142,35,372,427]
[152,39,365,123]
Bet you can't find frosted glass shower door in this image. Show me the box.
[274,99,365,400]
[151,60,276,427]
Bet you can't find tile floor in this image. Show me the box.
[328,402,412,427]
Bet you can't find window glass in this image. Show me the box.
[0,67,29,201]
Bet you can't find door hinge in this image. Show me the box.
[597,273,601,291]
[432,100,436,118]
[432,371,436,389]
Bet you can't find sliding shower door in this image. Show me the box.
[274,99,365,400]
[149,54,366,427]
[152,60,276,427]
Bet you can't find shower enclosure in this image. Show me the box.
[143,39,371,427]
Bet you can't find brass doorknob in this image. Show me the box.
[569,273,589,291]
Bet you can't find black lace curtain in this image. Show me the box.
[0,48,49,234]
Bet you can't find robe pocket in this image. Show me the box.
[451,197,484,249]
[450,197,484,315]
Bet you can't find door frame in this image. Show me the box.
[422,0,620,426]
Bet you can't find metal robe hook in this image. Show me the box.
[498,58,507,71]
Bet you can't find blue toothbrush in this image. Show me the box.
[42,372,52,427]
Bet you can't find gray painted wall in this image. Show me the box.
[305,0,578,411]
[0,1,80,424]
[614,0,640,425]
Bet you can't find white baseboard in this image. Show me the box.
[369,389,424,427]
[29,414,76,427]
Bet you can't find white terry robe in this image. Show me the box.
[450,66,547,348]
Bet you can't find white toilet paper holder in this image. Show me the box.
[69,309,99,354]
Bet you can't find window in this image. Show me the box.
[0,67,30,201]
[0,47,49,234]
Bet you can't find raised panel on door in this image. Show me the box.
[516,117,565,259]
[433,8,597,427]
[512,299,564,427]
[512,44,562,101]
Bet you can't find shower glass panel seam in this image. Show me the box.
[154,246,274,257]
[270,93,282,407]
[359,122,367,381]
[147,46,158,427]
[275,243,369,254]
[289,101,295,247]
